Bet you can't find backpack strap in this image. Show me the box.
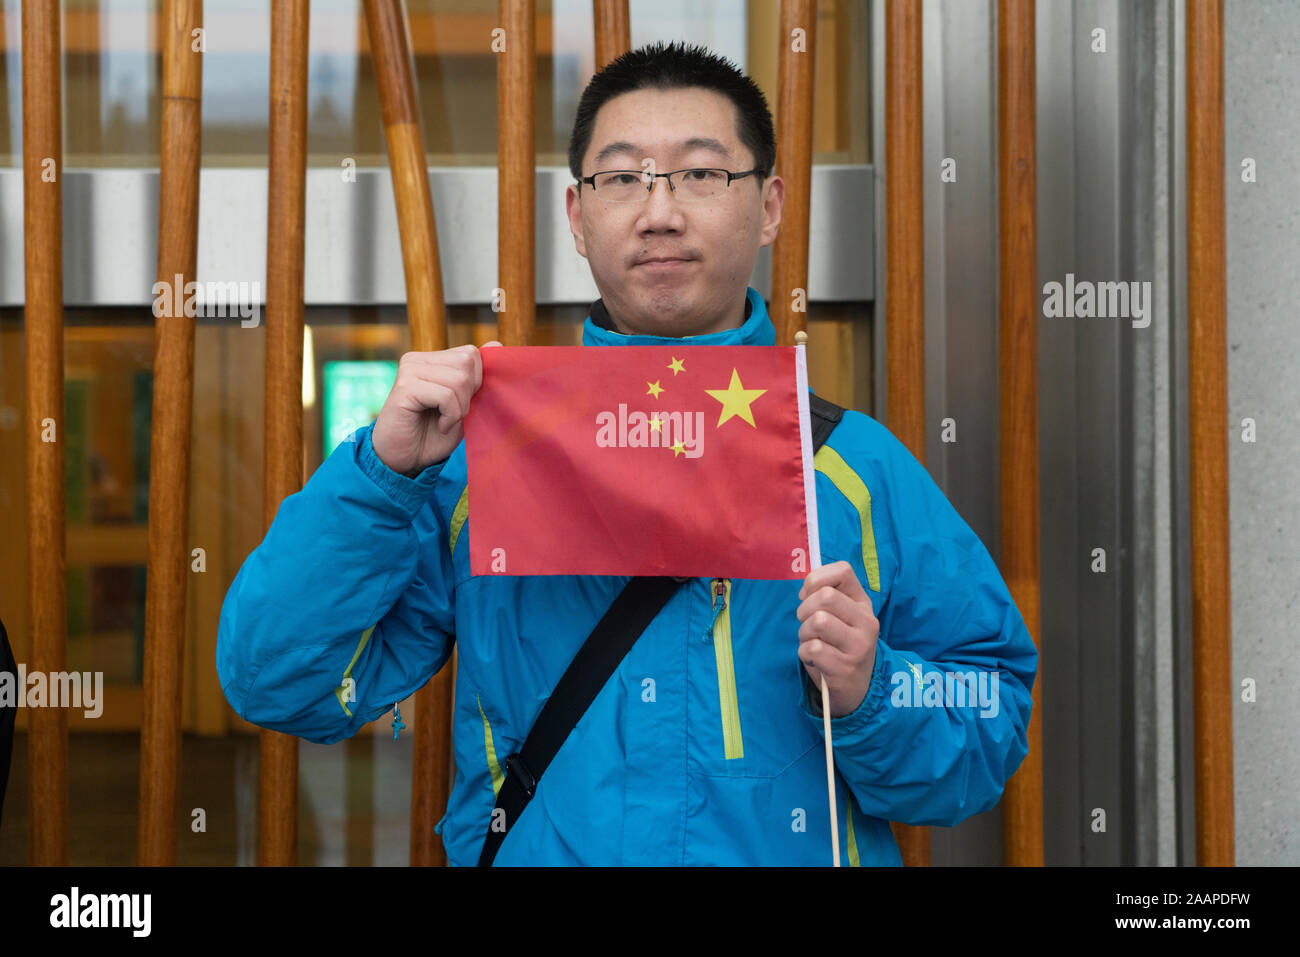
[476,389,847,865]
[809,391,845,453]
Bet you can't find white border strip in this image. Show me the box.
[794,343,822,570]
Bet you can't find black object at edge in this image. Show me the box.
[0,615,15,832]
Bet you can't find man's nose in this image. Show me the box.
[638,177,684,230]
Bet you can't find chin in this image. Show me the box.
[634,271,697,297]
[636,288,694,320]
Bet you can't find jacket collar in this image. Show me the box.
[581,286,773,347]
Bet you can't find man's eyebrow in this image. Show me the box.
[590,137,734,170]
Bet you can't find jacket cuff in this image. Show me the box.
[354,422,446,516]
[798,633,891,736]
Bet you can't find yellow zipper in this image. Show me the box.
[709,577,745,760]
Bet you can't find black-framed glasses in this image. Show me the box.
[577,167,762,204]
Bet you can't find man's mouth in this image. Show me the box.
[636,257,695,270]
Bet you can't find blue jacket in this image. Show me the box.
[216,285,1037,866]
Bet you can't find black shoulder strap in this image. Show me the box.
[809,391,845,452]
[476,390,847,865]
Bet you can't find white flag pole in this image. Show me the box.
[794,330,840,868]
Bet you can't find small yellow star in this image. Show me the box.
[667,356,686,375]
[705,368,766,427]
[649,414,663,432]
[646,379,664,399]
[671,440,686,457]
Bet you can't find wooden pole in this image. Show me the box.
[257,0,309,868]
[884,0,930,869]
[770,0,816,347]
[498,0,535,346]
[997,0,1044,867]
[362,0,453,866]
[138,0,203,867]
[1185,0,1233,867]
[363,0,447,356]
[592,0,630,70]
[22,0,67,867]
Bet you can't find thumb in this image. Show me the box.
[482,339,503,348]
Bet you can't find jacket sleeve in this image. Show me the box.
[216,422,457,745]
[799,424,1037,827]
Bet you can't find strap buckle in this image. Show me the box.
[504,752,537,797]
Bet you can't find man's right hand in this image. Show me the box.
[371,341,502,477]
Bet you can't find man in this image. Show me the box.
[217,40,1036,865]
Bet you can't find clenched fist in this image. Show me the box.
[796,560,879,718]
[371,341,502,477]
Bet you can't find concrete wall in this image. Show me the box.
[1225,0,1299,866]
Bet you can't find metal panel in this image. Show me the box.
[1167,0,1197,868]
[1036,0,1168,866]
[1151,0,1184,871]
[1124,0,1164,868]
[0,166,873,308]
[1075,0,1127,869]
[1037,0,1130,867]
[1036,0,1083,867]
[917,0,1004,867]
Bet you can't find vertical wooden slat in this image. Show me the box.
[363,0,447,356]
[362,0,453,867]
[498,0,535,346]
[884,0,929,869]
[1185,0,1233,867]
[138,0,203,868]
[257,0,310,868]
[190,324,230,737]
[592,0,629,70]
[997,0,1044,867]
[770,0,816,347]
[22,0,67,867]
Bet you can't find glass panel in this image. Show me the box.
[0,0,869,167]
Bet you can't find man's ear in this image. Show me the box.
[758,174,785,248]
[565,184,588,259]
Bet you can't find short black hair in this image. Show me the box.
[568,40,776,186]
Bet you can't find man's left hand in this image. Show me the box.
[796,560,879,718]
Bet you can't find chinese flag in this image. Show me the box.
[464,345,817,578]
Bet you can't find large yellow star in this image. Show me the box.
[646,379,664,399]
[649,414,663,432]
[667,356,686,375]
[705,368,766,428]
[670,440,686,457]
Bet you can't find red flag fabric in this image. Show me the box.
[464,345,815,578]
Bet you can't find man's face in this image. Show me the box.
[565,86,784,338]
